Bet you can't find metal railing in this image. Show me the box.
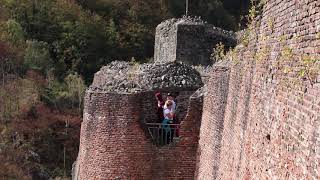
[145,123,180,146]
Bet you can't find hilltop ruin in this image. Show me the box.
[73,0,320,179]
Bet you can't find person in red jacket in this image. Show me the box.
[155,92,165,123]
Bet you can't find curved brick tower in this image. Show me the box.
[75,93,153,179]
[73,62,204,179]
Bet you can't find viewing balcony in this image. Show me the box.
[145,123,180,146]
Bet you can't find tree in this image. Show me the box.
[0,41,10,86]
[41,72,86,111]
[52,17,116,83]
[0,78,38,123]
[2,0,249,85]
[0,41,22,85]
[24,40,53,74]
[64,73,86,112]
[166,0,238,30]
[5,19,25,45]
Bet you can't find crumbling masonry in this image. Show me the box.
[74,0,320,179]
[73,61,205,179]
[154,17,236,66]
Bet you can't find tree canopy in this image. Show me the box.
[0,0,249,83]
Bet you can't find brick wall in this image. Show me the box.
[75,92,154,179]
[197,0,320,179]
[74,89,203,179]
[195,66,231,179]
[152,94,203,179]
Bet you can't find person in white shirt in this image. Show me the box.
[163,100,174,123]
[164,93,176,111]
[162,100,174,144]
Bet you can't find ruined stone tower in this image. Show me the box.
[73,17,235,180]
[74,2,320,178]
[154,17,236,66]
[72,61,204,179]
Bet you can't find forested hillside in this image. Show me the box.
[0,0,249,179]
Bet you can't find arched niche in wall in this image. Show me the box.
[139,90,197,124]
[138,87,203,146]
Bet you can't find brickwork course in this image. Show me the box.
[73,61,204,179]
[196,0,320,179]
[74,0,320,179]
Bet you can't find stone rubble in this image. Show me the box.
[89,61,204,93]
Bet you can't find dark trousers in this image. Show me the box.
[160,119,173,145]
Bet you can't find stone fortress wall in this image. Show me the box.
[74,90,203,179]
[73,61,205,179]
[196,0,320,179]
[154,17,236,66]
[74,0,320,179]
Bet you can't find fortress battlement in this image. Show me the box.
[154,17,236,66]
[74,1,320,178]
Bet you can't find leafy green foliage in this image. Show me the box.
[166,0,250,30]
[4,19,24,45]
[1,0,249,84]
[298,55,319,85]
[211,42,226,62]
[41,73,86,111]
[52,16,119,82]
[24,40,53,74]
[64,73,86,111]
